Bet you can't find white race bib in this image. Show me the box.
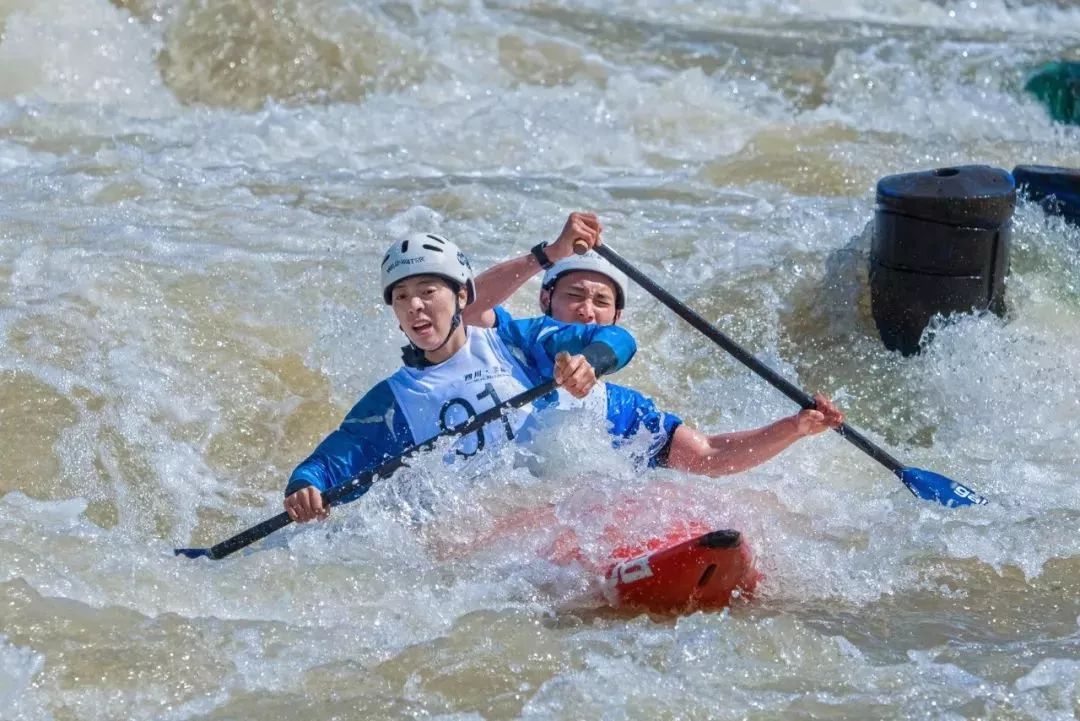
[387,327,536,456]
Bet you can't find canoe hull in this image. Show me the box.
[601,528,758,615]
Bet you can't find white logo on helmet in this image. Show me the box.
[381,233,476,305]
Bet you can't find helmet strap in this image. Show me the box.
[540,280,556,318]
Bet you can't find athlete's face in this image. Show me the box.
[541,270,622,325]
[391,275,467,350]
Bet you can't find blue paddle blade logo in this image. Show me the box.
[897,467,988,507]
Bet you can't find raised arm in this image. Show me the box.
[541,321,637,376]
[495,306,637,383]
[462,212,603,328]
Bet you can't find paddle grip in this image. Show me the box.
[573,239,590,254]
[592,244,906,475]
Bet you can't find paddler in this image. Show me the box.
[284,229,631,523]
[461,212,845,476]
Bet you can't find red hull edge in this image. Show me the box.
[600,529,759,616]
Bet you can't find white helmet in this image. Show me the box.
[380,233,476,305]
[541,249,628,309]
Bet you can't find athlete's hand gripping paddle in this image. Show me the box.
[576,240,988,508]
[176,378,560,560]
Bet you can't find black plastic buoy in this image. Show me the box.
[871,165,1015,355]
[1013,164,1080,226]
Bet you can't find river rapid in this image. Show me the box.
[2,1,1080,719]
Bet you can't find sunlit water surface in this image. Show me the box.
[2,1,1080,719]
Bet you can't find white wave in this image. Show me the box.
[0,0,175,114]
[0,636,49,721]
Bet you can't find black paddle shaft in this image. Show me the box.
[592,244,906,476]
[190,378,559,560]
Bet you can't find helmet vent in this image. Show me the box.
[426,234,446,244]
[422,244,444,252]
[381,252,391,266]
[401,240,409,253]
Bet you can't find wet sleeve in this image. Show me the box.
[605,383,683,468]
[492,305,515,329]
[494,309,637,379]
[285,381,415,496]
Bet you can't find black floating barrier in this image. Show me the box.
[1013,164,1080,226]
[871,165,1015,355]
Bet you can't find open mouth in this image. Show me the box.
[411,320,434,335]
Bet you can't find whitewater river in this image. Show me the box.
[2,1,1080,719]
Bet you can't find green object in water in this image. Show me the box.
[1025,61,1080,125]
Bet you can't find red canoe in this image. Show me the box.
[474,498,759,616]
[599,528,758,615]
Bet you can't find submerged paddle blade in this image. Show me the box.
[174,547,214,560]
[897,467,988,507]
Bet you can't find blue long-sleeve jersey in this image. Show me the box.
[495,309,683,467]
[286,307,639,496]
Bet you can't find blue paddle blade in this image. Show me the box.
[896,467,988,507]
[174,547,213,559]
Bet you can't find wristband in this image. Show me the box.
[530,241,554,270]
